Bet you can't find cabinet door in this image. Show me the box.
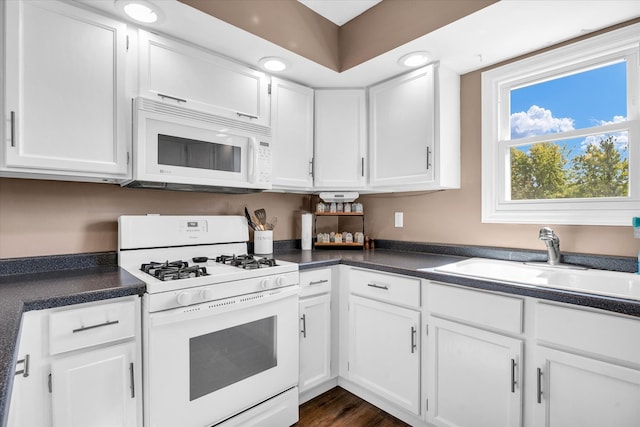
[271,78,314,190]
[314,90,367,189]
[8,311,51,427]
[427,317,522,427]
[4,0,129,180]
[535,346,640,427]
[369,65,435,187]
[299,293,331,393]
[138,30,270,126]
[348,295,420,414]
[50,342,138,427]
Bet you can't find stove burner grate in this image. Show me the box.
[214,254,278,269]
[140,260,209,281]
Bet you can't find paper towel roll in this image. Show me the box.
[301,213,313,250]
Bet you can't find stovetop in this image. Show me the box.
[139,254,281,282]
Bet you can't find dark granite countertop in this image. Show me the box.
[0,243,637,426]
[0,265,145,427]
[275,248,640,318]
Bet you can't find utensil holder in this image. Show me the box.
[254,230,273,255]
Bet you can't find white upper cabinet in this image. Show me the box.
[270,78,314,190]
[3,0,130,182]
[314,89,367,190]
[138,30,271,127]
[369,63,460,191]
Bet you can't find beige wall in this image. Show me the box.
[360,31,639,259]
[1,18,638,260]
[0,178,309,259]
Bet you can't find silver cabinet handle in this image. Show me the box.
[10,111,16,147]
[237,112,258,120]
[129,363,135,398]
[410,326,417,353]
[511,359,517,393]
[537,368,543,403]
[309,279,328,286]
[309,160,314,177]
[300,314,307,338]
[367,283,389,290]
[15,354,29,377]
[361,157,365,177]
[73,319,119,333]
[157,93,186,103]
[426,146,432,170]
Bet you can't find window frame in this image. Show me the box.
[481,23,640,226]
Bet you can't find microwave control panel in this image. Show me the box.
[258,141,272,184]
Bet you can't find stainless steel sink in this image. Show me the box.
[422,258,640,301]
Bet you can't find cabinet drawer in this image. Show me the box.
[536,302,640,364]
[300,268,331,297]
[349,268,420,308]
[49,299,137,355]
[427,282,523,334]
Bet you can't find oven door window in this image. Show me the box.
[189,316,277,401]
[158,134,241,173]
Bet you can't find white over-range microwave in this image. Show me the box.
[123,97,272,193]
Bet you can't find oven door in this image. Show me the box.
[144,286,299,427]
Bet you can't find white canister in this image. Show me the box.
[254,230,273,255]
[301,213,313,250]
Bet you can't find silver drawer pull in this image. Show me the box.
[15,354,29,377]
[157,93,186,103]
[73,319,119,333]
[309,279,329,286]
[237,112,258,120]
[367,283,389,290]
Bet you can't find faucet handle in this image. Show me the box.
[539,227,556,240]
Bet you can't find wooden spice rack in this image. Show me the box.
[313,212,365,249]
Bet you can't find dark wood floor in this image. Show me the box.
[296,387,410,427]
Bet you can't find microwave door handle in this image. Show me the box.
[248,137,258,184]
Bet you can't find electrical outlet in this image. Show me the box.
[394,212,403,228]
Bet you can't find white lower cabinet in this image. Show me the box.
[534,346,640,427]
[298,268,334,399]
[50,342,138,427]
[348,295,420,414]
[7,310,51,427]
[347,268,421,415]
[7,296,141,427]
[534,302,640,427]
[299,294,331,393]
[428,317,523,427]
[425,282,524,427]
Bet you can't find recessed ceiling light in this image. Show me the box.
[259,57,288,72]
[115,0,162,24]
[398,51,432,68]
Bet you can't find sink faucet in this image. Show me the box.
[539,227,561,265]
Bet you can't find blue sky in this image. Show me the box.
[509,61,628,158]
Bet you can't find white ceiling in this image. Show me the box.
[296,0,383,25]
[76,0,640,88]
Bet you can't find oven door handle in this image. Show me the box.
[149,286,299,327]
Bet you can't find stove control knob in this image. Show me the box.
[260,278,273,289]
[200,288,214,301]
[176,291,192,306]
[275,276,287,288]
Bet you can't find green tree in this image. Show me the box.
[510,142,569,200]
[569,136,628,198]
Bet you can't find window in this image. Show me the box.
[482,24,639,226]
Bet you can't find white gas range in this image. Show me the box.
[118,215,300,427]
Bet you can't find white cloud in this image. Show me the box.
[510,105,574,138]
[595,115,627,126]
[580,131,628,152]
